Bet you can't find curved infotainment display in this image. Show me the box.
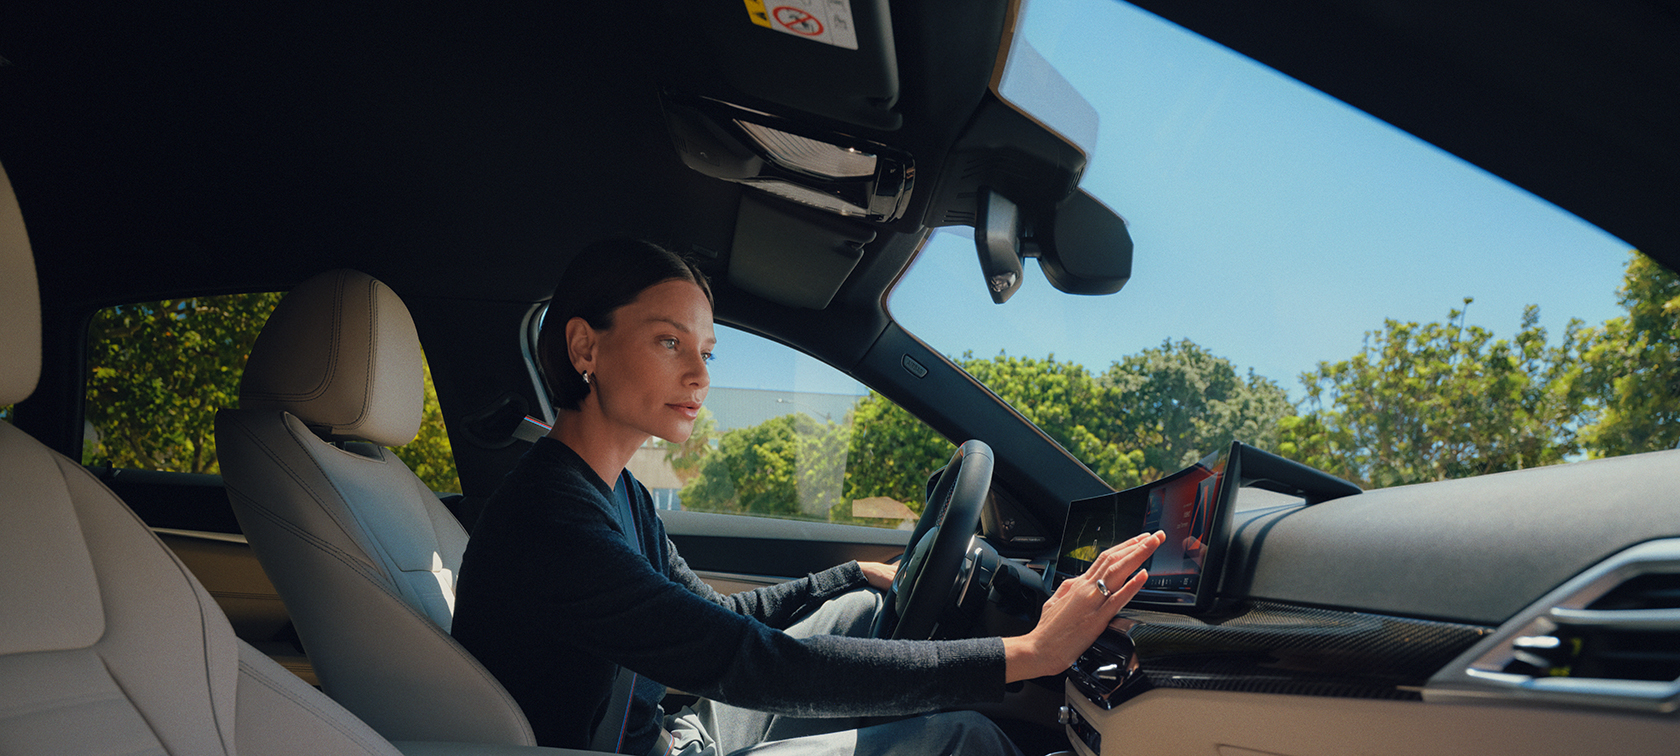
[1059,445,1232,610]
[1057,441,1361,613]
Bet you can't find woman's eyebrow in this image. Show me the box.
[644,316,690,332]
[643,316,714,347]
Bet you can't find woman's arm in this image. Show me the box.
[1002,531,1164,682]
[664,539,870,629]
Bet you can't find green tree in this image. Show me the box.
[1575,252,1680,456]
[1278,300,1586,488]
[679,413,850,521]
[85,294,285,473]
[390,358,462,493]
[840,346,1293,502]
[661,407,718,484]
[1097,340,1293,479]
[842,392,954,511]
[963,352,1149,489]
[84,292,462,491]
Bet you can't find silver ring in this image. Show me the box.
[1095,578,1111,598]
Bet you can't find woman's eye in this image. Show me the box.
[659,338,677,350]
[702,352,715,364]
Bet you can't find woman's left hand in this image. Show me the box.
[858,561,898,592]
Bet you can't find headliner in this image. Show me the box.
[1,0,1673,312]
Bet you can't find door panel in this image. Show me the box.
[661,510,909,580]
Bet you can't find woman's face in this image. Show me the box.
[581,278,715,443]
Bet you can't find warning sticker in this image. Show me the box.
[741,0,859,51]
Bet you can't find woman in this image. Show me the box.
[452,238,1163,756]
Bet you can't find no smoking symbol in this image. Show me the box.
[772,6,823,36]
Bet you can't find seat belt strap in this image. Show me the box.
[592,474,656,753]
[591,665,639,753]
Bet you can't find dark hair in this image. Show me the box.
[537,238,713,410]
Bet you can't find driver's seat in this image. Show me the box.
[215,269,536,745]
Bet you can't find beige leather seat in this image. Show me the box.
[215,269,536,746]
[0,164,404,755]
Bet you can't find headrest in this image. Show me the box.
[0,162,42,407]
[240,269,423,447]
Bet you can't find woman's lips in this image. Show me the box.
[668,403,701,419]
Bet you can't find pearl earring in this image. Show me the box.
[582,370,592,385]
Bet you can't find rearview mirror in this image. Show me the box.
[973,188,1132,301]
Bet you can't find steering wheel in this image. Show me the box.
[872,439,994,640]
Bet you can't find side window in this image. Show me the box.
[622,324,953,529]
[82,294,460,492]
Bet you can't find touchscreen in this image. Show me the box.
[1058,446,1229,606]
[1138,463,1218,592]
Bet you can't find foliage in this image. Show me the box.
[840,392,955,512]
[838,353,1151,511]
[963,353,1148,489]
[1097,340,1293,479]
[661,407,718,484]
[1277,299,1587,488]
[83,292,461,491]
[84,294,285,473]
[678,413,851,521]
[1574,252,1680,456]
[390,359,463,493]
[695,344,1292,526]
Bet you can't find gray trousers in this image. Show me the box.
[664,589,1023,756]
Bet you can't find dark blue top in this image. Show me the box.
[453,437,1006,752]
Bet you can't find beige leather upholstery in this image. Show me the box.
[0,164,40,406]
[240,269,424,447]
[217,270,536,745]
[0,161,400,756]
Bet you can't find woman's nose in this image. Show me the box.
[688,354,710,388]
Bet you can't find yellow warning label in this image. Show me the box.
[743,0,859,50]
[743,0,772,28]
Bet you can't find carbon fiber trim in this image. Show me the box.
[1116,601,1494,701]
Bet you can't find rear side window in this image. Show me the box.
[83,293,461,492]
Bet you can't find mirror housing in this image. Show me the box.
[1029,189,1132,296]
[974,188,1132,300]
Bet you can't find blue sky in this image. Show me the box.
[709,0,1635,401]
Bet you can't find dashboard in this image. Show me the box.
[1051,447,1680,756]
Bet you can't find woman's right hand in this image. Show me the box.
[1001,531,1165,682]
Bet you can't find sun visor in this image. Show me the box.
[729,195,875,310]
[686,0,901,130]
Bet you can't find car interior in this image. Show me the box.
[3,1,1678,755]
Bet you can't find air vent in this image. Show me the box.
[1425,538,1680,714]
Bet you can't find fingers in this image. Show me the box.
[1089,530,1163,573]
[1102,565,1149,608]
[1085,530,1163,607]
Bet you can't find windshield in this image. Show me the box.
[889,0,1652,491]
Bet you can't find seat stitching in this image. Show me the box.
[225,487,533,741]
[219,414,533,742]
[221,412,390,580]
[347,275,377,433]
[238,656,392,755]
[225,487,394,592]
[54,455,238,754]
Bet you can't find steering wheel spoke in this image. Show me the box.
[875,439,994,640]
